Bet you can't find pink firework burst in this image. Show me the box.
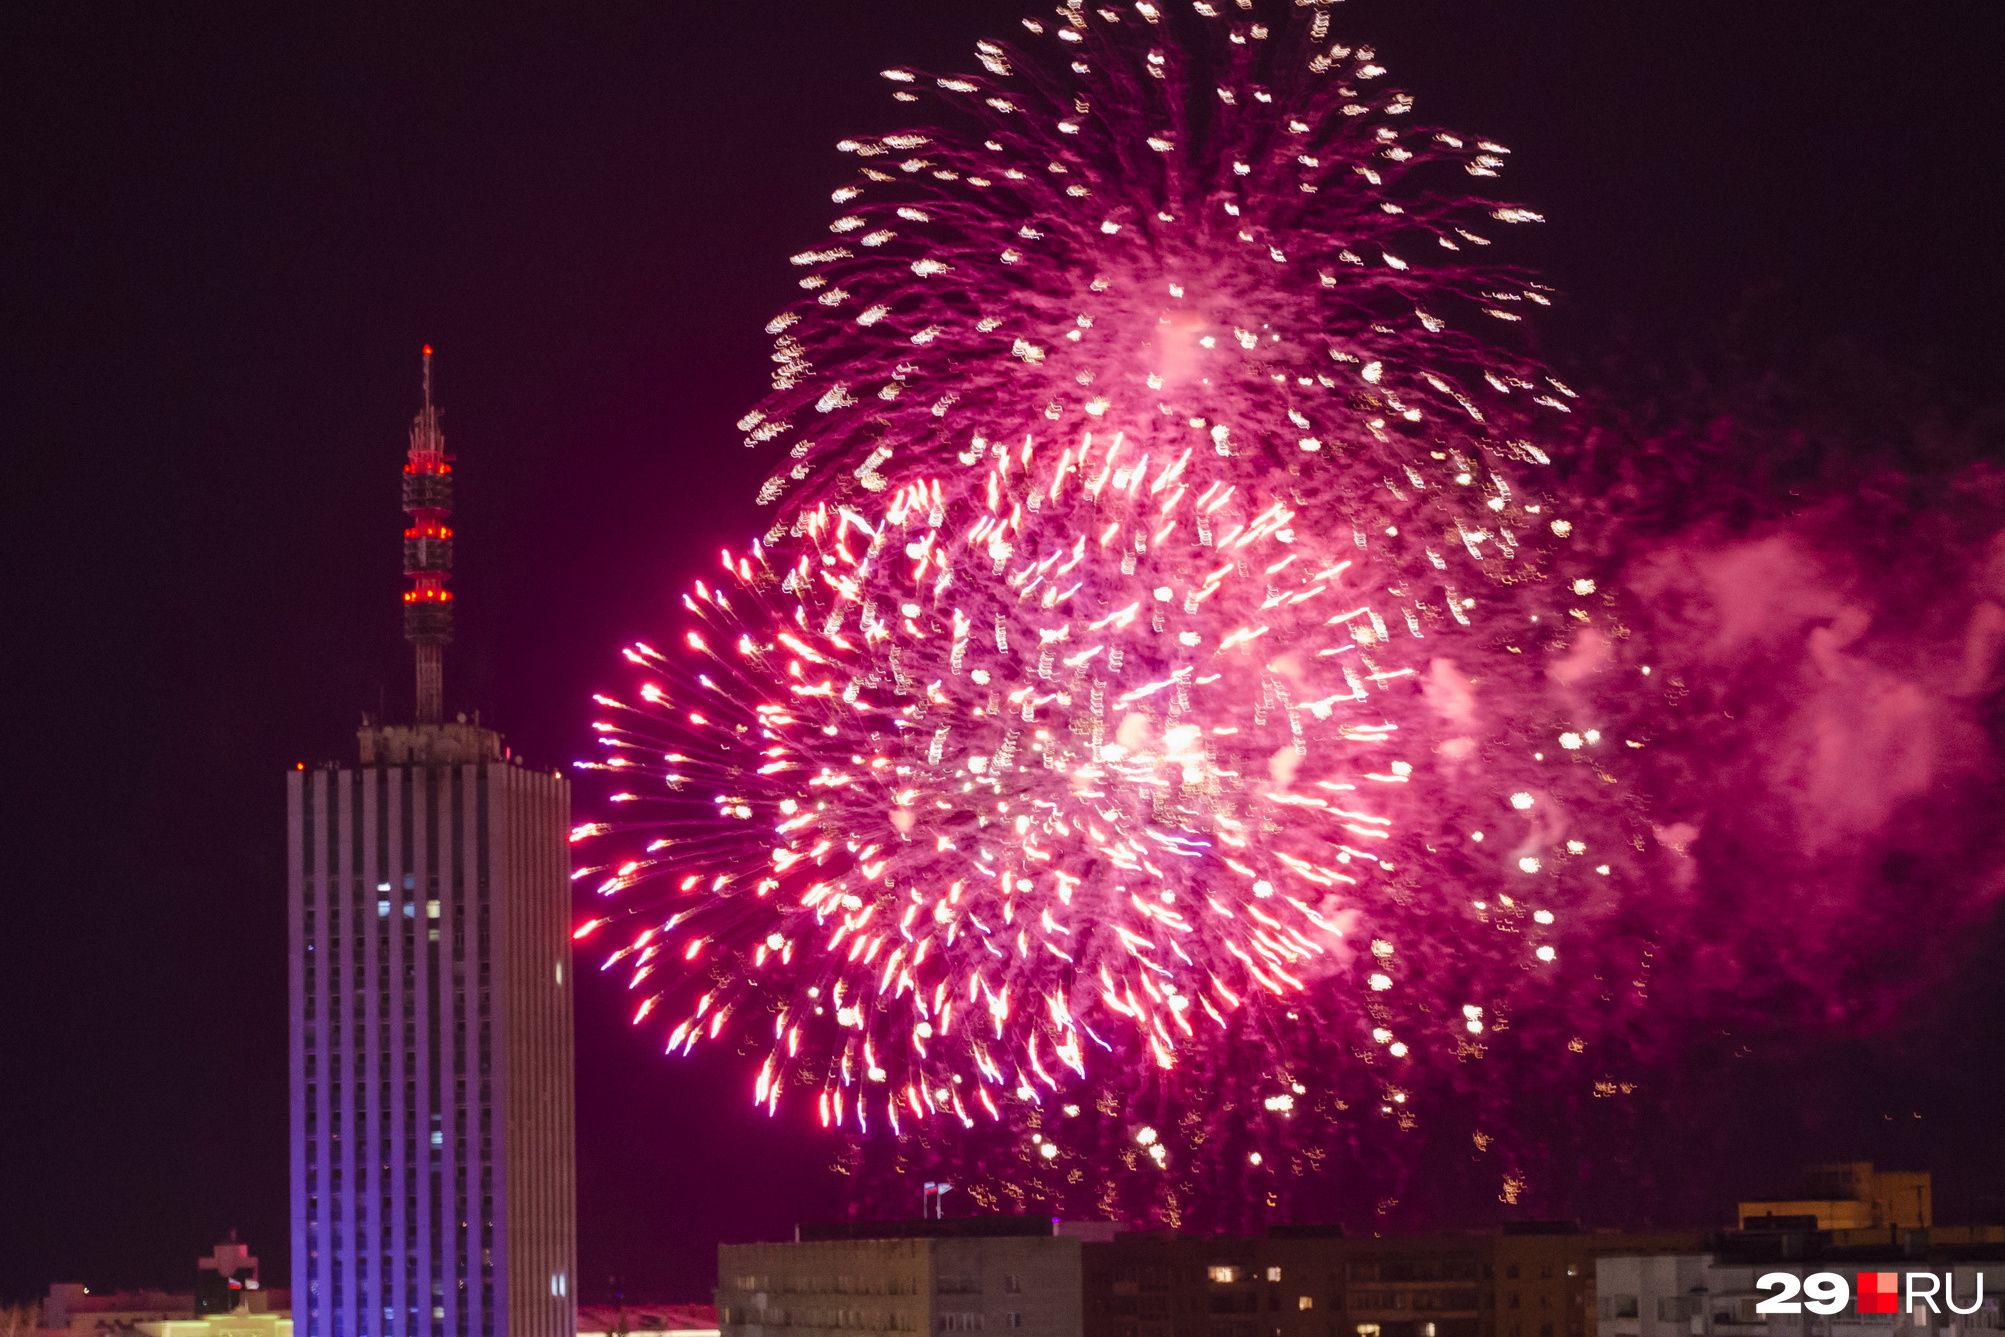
[578,0,1653,1224]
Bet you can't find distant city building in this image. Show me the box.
[39,1239,290,1337]
[39,1286,201,1337]
[576,1303,721,1337]
[1078,1222,1703,1337]
[713,1220,1706,1337]
[288,350,575,1337]
[1596,1227,2002,1337]
[1737,1166,1933,1234]
[718,1219,1085,1337]
[197,1235,263,1316]
[136,1317,294,1337]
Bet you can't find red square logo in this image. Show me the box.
[1857,1273,1900,1315]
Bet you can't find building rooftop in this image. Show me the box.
[1701,1224,2005,1265]
[797,1216,1059,1242]
[577,1303,719,1337]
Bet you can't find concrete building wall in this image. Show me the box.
[1074,1230,1702,1337]
[1591,1255,1710,1337]
[717,1237,1083,1337]
[934,1236,1083,1337]
[716,1228,1726,1337]
[719,1238,934,1337]
[495,763,578,1337]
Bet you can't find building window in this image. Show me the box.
[1210,1268,1242,1285]
[1354,1327,1380,1337]
[1006,1275,1023,1295]
[1505,1267,1520,1281]
[1508,1296,1520,1310]
[1297,1299,1313,1312]
[1267,1269,1283,1284]
[1005,1315,1023,1329]
[940,1315,984,1332]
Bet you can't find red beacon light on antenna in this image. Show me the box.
[402,346,453,723]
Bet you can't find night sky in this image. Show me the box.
[5,0,2002,1310]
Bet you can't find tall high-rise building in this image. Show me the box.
[289,350,576,1337]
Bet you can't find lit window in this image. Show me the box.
[1267,1268,1283,1283]
[1356,1326,1381,1337]
[1298,1298,1314,1311]
[1209,1267,1241,1285]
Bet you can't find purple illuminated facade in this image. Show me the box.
[288,354,576,1337]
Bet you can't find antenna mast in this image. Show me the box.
[402,345,453,725]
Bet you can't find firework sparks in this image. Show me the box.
[580,0,1646,1221]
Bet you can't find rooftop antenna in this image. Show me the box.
[402,345,453,725]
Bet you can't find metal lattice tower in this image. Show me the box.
[402,346,453,725]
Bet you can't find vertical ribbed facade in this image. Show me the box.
[289,752,575,1337]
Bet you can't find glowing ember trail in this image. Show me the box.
[578,0,1652,1223]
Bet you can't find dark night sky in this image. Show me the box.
[3,0,2002,1309]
